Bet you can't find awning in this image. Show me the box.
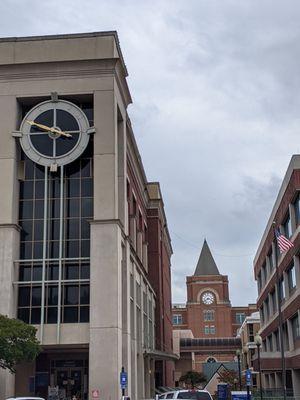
[144,348,179,361]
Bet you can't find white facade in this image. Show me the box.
[0,32,160,400]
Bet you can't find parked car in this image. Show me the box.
[7,397,45,400]
[158,389,213,399]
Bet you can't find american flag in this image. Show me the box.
[275,229,294,253]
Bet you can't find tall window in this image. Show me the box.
[17,133,93,324]
[284,214,292,239]
[204,310,214,321]
[172,314,183,325]
[236,313,246,324]
[210,326,216,335]
[274,330,280,351]
[260,306,265,324]
[204,326,210,335]
[257,272,262,293]
[291,314,300,341]
[248,323,254,342]
[265,297,269,320]
[283,322,289,350]
[267,335,273,352]
[261,263,267,286]
[294,193,300,226]
[288,264,296,292]
[279,277,285,302]
[267,248,274,272]
[271,289,277,313]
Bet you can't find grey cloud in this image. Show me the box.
[0,0,299,305]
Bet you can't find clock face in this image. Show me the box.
[19,99,91,167]
[202,292,214,305]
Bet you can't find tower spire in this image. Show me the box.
[194,239,220,276]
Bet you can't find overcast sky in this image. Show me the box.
[1,0,300,305]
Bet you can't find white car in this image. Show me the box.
[158,390,213,399]
[7,398,45,400]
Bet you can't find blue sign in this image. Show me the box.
[245,369,252,386]
[232,392,250,400]
[120,371,127,389]
[217,383,228,400]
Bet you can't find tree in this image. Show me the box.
[179,370,207,388]
[0,314,41,373]
[217,369,246,390]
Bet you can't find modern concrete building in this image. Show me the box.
[172,240,256,383]
[0,32,175,400]
[254,155,300,397]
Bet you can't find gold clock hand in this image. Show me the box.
[26,120,72,138]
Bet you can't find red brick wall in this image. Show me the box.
[147,207,174,386]
[185,275,233,337]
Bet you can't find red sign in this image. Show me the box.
[92,389,99,398]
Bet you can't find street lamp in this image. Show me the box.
[236,349,242,390]
[243,345,251,400]
[234,378,238,391]
[255,333,263,400]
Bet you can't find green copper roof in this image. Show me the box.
[194,240,220,276]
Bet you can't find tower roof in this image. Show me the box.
[194,240,220,276]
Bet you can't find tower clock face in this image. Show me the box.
[18,99,92,167]
[202,291,215,305]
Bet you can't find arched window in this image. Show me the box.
[206,357,217,363]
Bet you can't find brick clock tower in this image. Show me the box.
[172,240,256,382]
[186,240,233,337]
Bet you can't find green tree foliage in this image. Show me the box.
[179,370,207,388]
[217,369,246,389]
[0,314,41,373]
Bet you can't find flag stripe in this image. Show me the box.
[275,229,294,254]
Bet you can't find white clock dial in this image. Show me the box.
[202,292,214,305]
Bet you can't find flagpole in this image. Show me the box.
[272,221,287,400]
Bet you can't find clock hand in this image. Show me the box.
[26,120,72,138]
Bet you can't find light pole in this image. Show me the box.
[236,349,242,390]
[243,345,251,400]
[255,333,263,400]
[233,378,238,391]
[243,345,249,369]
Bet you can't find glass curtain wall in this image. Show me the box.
[17,104,93,326]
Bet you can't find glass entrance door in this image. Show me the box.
[56,368,83,400]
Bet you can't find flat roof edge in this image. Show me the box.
[0,30,128,76]
[0,31,118,43]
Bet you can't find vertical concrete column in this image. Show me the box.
[117,116,127,231]
[0,95,19,399]
[122,241,132,398]
[89,90,124,400]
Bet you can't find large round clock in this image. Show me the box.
[18,99,92,167]
[202,291,215,305]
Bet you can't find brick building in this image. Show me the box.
[237,311,261,388]
[172,240,256,382]
[254,155,300,397]
[0,31,175,400]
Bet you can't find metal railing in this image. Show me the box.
[252,388,295,399]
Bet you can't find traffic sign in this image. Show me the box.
[120,370,127,389]
[245,369,252,386]
[92,389,99,398]
[217,383,228,400]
